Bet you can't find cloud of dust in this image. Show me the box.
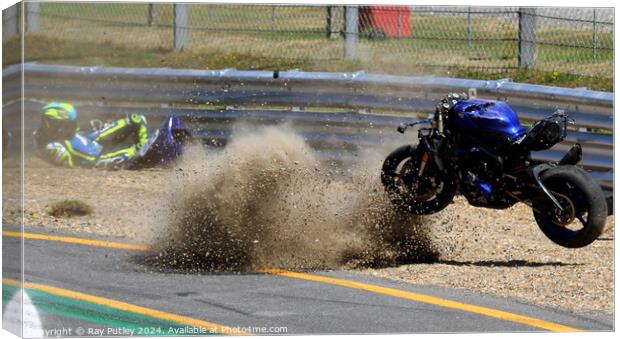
[137,124,441,272]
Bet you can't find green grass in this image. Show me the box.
[41,3,328,31]
[41,2,160,25]
[452,67,612,92]
[3,34,612,92]
[4,3,613,91]
[4,35,316,70]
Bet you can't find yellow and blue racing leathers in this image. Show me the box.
[41,114,148,170]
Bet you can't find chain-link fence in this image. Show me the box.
[3,2,613,79]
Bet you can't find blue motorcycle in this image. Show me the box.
[381,93,607,248]
[128,115,190,169]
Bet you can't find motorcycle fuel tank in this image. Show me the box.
[451,99,526,141]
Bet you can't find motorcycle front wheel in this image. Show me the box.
[533,165,607,248]
[381,145,456,215]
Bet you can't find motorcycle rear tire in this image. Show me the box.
[533,165,607,248]
[381,145,456,215]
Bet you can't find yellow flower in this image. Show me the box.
[551,70,559,80]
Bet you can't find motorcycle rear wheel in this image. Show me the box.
[381,145,456,215]
[533,165,607,248]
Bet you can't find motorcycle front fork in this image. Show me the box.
[417,151,430,177]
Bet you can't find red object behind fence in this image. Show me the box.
[359,6,411,38]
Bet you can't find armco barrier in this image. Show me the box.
[2,63,613,194]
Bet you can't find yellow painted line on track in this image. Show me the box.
[259,269,580,332]
[3,230,581,332]
[2,278,250,336]
[2,231,148,251]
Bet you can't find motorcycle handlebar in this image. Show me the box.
[397,119,433,134]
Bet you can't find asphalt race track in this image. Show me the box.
[2,225,613,336]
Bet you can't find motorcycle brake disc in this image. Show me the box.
[547,191,576,227]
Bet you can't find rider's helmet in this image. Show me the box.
[35,102,78,146]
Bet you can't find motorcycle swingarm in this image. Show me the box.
[525,163,565,211]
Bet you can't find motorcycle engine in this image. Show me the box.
[460,147,513,208]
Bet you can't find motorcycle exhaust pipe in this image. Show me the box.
[558,143,582,165]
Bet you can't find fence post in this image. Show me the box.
[326,6,338,39]
[397,7,402,37]
[467,7,472,48]
[26,2,39,32]
[173,4,189,51]
[3,5,19,39]
[148,3,160,27]
[518,7,536,69]
[592,8,597,60]
[344,6,358,59]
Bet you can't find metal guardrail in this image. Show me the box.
[2,63,613,193]
[3,62,613,112]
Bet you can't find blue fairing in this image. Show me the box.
[139,115,186,163]
[452,99,526,141]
